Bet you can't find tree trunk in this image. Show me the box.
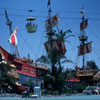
[51,63,55,76]
[58,60,62,73]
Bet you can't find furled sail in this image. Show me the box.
[78,41,92,56]
[44,40,66,55]
[45,14,59,33]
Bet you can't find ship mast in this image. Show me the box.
[79,16,88,68]
[76,9,94,84]
[5,9,20,57]
[5,9,13,36]
[46,0,55,36]
[78,8,89,68]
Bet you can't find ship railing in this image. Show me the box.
[22,57,48,70]
[77,69,96,76]
[32,62,48,70]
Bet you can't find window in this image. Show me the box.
[31,70,34,73]
[24,68,28,71]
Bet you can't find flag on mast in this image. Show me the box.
[44,40,66,55]
[45,14,59,33]
[80,19,88,30]
[78,42,92,56]
[8,27,18,46]
[80,9,85,14]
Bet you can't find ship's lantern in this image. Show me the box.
[44,40,66,55]
[26,17,37,33]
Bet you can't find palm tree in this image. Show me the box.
[36,55,50,65]
[38,29,74,72]
[36,29,74,93]
[54,29,75,72]
[54,29,75,42]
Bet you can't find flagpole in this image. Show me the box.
[5,9,20,57]
[46,0,56,74]
[16,46,20,57]
[82,15,85,69]
[5,8,13,53]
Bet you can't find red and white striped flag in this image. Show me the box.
[8,27,18,46]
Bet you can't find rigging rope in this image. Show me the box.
[92,47,100,67]
[18,30,38,59]
[1,8,100,15]
[89,26,100,46]
[35,26,46,60]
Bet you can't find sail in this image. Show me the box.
[78,42,92,56]
[44,40,59,51]
[44,40,66,55]
[80,19,88,30]
[45,14,59,33]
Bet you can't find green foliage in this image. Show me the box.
[87,60,98,70]
[25,79,34,87]
[0,76,5,81]
[53,90,59,95]
[41,89,49,95]
[54,29,73,42]
[75,83,87,93]
[48,49,58,65]
[36,29,75,93]
[36,55,50,64]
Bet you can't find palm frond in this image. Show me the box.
[65,35,75,38]
[61,59,73,64]
[36,55,50,64]
[64,40,70,43]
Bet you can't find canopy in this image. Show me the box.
[26,17,36,21]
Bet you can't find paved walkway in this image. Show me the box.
[0,95,100,100]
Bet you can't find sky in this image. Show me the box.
[0,0,100,69]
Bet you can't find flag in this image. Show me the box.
[45,14,59,33]
[8,27,18,46]
[80,9,85,14]
[80,19,88,30]
[78,42,92,56]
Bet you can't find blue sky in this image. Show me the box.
[0,0,100,69]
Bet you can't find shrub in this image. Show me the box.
[75,83,86,93]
